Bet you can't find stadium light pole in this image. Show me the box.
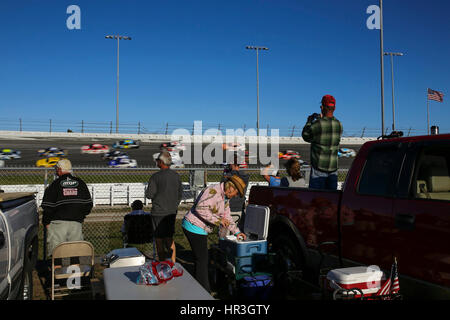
[384,52,404,131]
[105,35,132,133]
[246,46,269,137]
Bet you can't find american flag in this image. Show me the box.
[428,88,444,102]
[376,258,400,297]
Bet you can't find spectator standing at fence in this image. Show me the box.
[41,159,93,257]
[182,175,247,292]
[302,94,343,190]
[280,158,306,187]
[262,164,281,186]
[120,200,151,243]
[145,151,183,262]
[221,154,249,229]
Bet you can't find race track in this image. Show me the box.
[0,137,361,169]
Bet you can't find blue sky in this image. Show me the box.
[0,0,449,136]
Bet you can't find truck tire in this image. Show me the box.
[18,238,37,300]
[268,231,306,298]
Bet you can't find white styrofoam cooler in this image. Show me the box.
[103,247,146,268]
[219,204,270,274]
[326,266,386,296]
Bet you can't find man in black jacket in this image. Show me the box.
[41,159,93,257]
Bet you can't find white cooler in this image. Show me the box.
[103,247,146,268]
[326,266,386,296]
[219,204,270,275]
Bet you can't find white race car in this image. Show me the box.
[0,149,21,160]
[153,151,185,168]
[338,148,356,158]
[160,141,186,152]
[108,158,137,168]
[222,142,245,152]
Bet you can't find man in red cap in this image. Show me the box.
[302,94,343,190]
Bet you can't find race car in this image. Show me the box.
[222,142,245,152]
[101,150,129,160]
[0,149,21,160]
[338,148,356,158]
[222,161,248,172]
[36,157,61,168]
[278,150,301,160]
[152,151,185,168]
[112,139,140,149]
[108,158,137,168]
[81,143,110,154]
[38,147,67,158]
[160,141,186,152]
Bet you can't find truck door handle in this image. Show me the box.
[0,231,5,248]
[395,213,415,230]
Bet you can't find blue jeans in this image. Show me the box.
[309,167,338,190]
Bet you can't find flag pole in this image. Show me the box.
[380,0,385,136]
[427,89,430,135]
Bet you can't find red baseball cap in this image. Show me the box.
[321,95,336,107]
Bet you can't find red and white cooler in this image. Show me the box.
[326,266,386,297]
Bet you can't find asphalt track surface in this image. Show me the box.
[0,137,361,169]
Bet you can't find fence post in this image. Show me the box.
[110,121,113,134]
[81,120,84,133]
[110,185,114,206]
[49,119,52,133]
[361,127,366,138]
[407,127,411,136]
[165,123,168,135]
[19,118,22,132]
[290,125,295,137]
[138,122,141,135]
[91,185,95,207]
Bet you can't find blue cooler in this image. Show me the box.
[219,205,270,276]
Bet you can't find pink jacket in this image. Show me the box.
[184,183,240,235]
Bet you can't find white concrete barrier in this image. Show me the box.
[0,180,343,207]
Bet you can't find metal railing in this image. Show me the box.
[1,117,440,137]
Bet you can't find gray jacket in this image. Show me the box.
[145,169,183,216]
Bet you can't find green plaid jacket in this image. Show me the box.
[302,116,343,172]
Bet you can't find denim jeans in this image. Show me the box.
[309,167,338,190]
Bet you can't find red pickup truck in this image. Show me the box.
[248,133,450,299]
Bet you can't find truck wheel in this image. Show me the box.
[18,239,37,300]
[269,232,305,298]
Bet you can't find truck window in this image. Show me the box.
[358,147,399,197]
[412,146,450,201]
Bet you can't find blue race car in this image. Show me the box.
[112,139,140,149]
[38,147,68,157]
[108,158,137,168]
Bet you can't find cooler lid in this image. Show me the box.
[106,247,143,259]
[327,266,385,284]
[243,204,270,240]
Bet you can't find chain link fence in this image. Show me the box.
[0,167,348,256]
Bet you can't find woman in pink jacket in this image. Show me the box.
[182,175,247,292]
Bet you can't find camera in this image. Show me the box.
[307,113,321,123]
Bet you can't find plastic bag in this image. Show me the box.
[136,261,160,286]
[136,260,172,285]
